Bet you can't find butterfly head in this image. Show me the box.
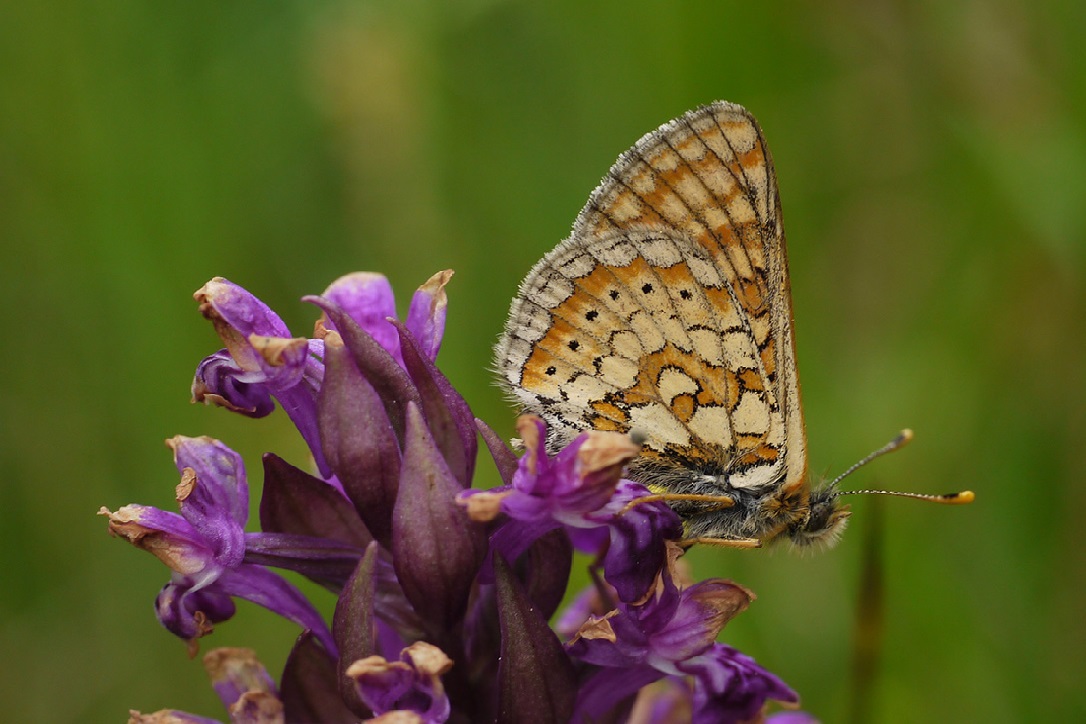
[786,486,851,550]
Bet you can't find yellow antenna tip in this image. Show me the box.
[943,490,975,505]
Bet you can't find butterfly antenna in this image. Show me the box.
[829,429,975,505]
[827,429,915,489]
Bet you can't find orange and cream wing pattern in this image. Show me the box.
[496,101,806,493]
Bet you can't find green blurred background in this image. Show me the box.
[2,1,1083,721]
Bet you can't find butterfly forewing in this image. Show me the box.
[497,101,807,494]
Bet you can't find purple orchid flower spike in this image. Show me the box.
[568,541,799,722]
[100,436,335,656]
[111,269,812,722]
[459,415,681,602]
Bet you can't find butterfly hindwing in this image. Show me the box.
[496,101,807,494]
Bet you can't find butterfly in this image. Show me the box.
[495,101,972,549]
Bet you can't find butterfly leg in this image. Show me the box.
[679,536,762,549]
[620,492,736,516]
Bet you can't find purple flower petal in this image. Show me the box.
[475,417,518,486]
[346,642,453,721]
[404,270,452,361]
[128,710,222,723]
[392,403,487,634]
[648,579,753,663]
[259,453,370,549]
[460,416,677,603]
[333,542,381,718]
[470,417,636,528]
[215,564,336,656]
[516,528,574,622]
[515,417,640,518]
[104,435,337,656]
[155,577,236,643]
[194,278,314,395]
[393,319,476,488]
[306,294,421,443]
[191,349,275,418]
[494,554,576,723]
[577,544,754,667]
[114,527,234,646]
[281,632,356,724]
[476,517,559,584]
[591,481,683,603]
[486,488,550,525]
[242,532,365,592]
[317,331,401,547]
[202,647,277,712]
[566,542,787,722]
[677,644,799,723]
[465,417,673,603]
[100,504,213,575]
[572,664,665,722]
[321,272,404,366]
[194,279,331,476]
[567,611,645,668]
[194,278,293,365]
[168,436,248,566]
